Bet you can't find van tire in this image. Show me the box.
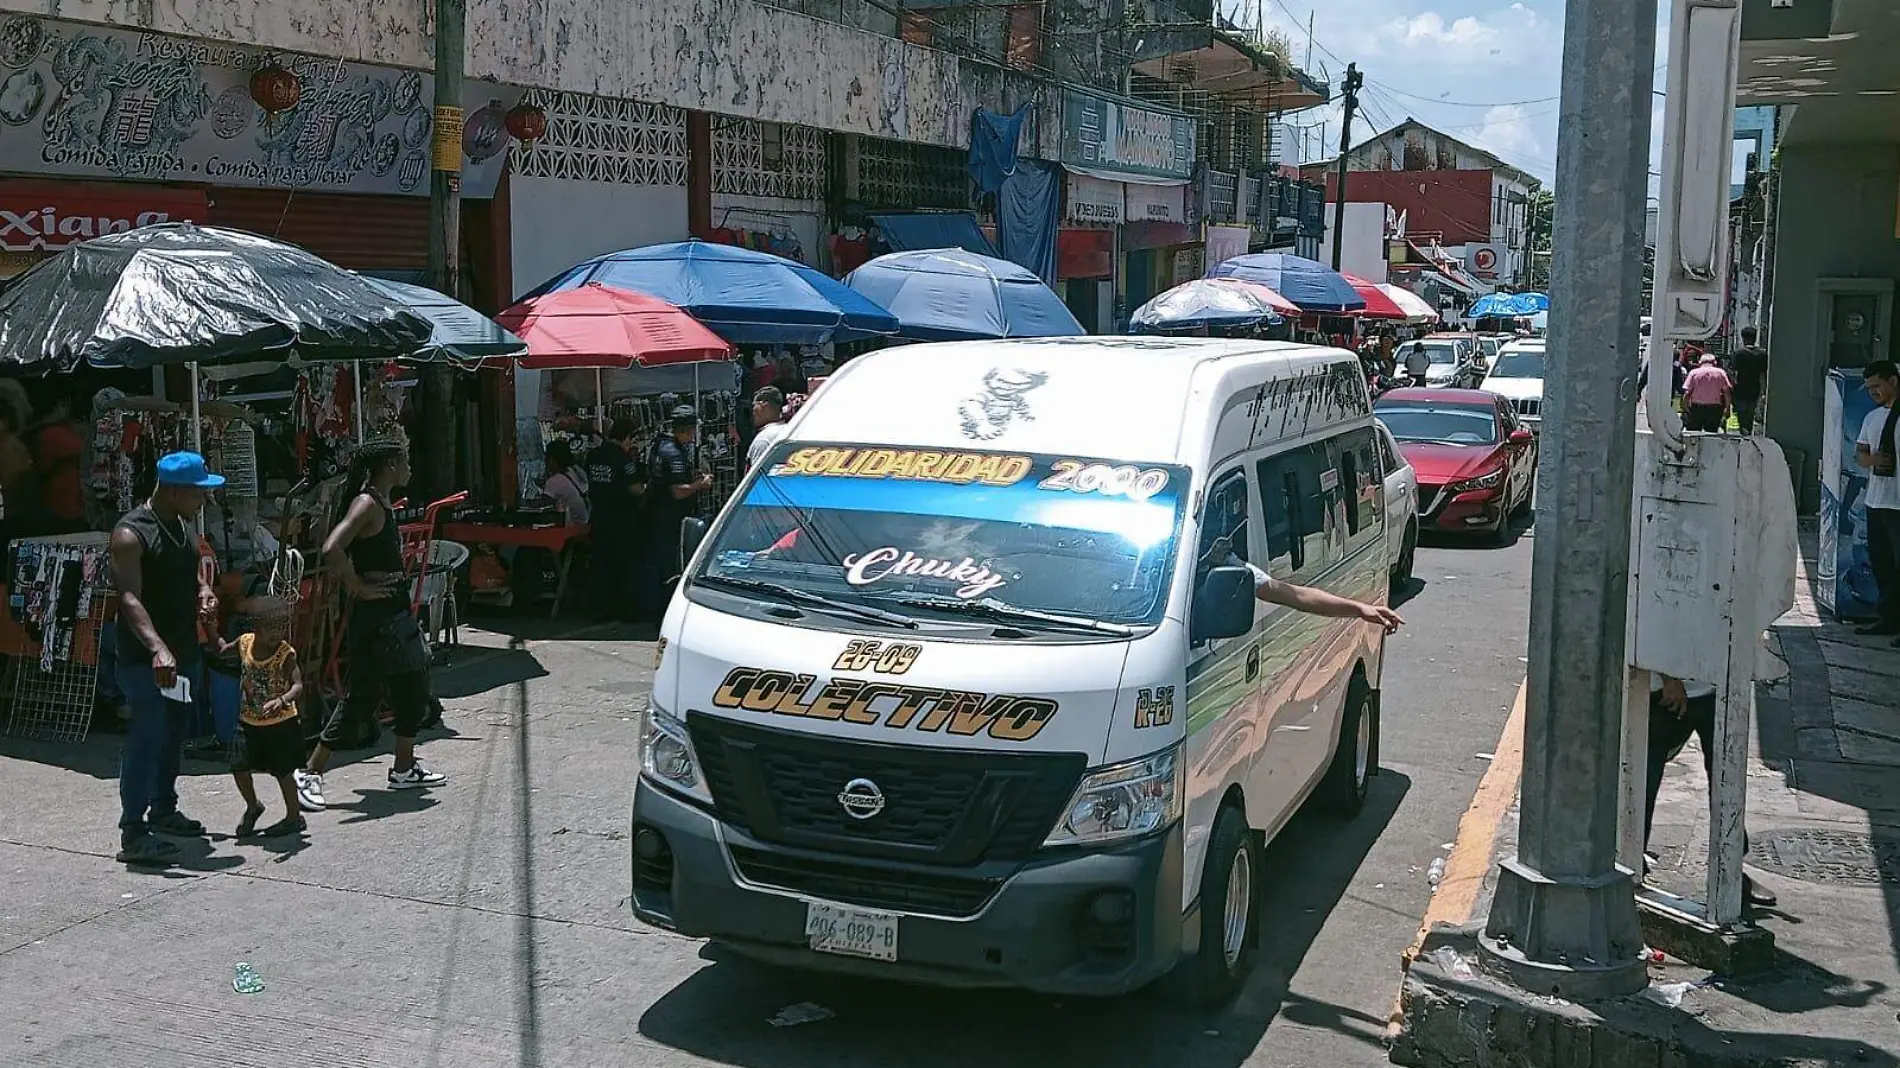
[1320,679,1376,818]
[1174,806,1258,1007]
[1390,521,1416,590]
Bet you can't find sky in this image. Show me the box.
[1229,0,1677,191]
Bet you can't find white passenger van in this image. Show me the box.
[632,337,1389,1004]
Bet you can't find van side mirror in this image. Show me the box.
[678,517,709,573]
[1192,565,1256,643]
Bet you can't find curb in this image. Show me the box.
[1389,677,1526,1031]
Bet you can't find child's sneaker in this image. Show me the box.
[293,769,327,811]
[388,762,447,789]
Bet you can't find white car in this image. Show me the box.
[1397,335,1482,388]
[1376,420,1417,588]
[1482,338,1547,426]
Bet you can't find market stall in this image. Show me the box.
[484,283,734,616]
[0,223,433,741]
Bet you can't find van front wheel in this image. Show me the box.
[1175,806,1258,1007]
[1320,680,1376,818]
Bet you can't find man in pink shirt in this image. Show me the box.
[1681,352,1733,431]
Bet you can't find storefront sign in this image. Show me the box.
[1056,229,1112,280]
[0,15,517,198]
[1059,90,1195,182]
[1205,225,1249,271]
[1467,243,1502,280]
[1066,172,1122,224]
[1124,182,1185,224]
[0,186,206,251]
[1172,245,1204,286]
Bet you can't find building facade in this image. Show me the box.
[1303,118,1540,295]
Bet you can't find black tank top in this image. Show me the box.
[114,504,200,663]
[347,495,405,613]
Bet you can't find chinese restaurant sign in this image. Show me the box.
[1059,90,1195,182]
[0,186,207,251]
[0,15,518,197]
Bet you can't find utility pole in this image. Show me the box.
[1329,63,1362,272]
[422,0,465,495]
[1478,0,1657,1000]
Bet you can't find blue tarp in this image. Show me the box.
[1206,252,1365,313]
[525,240,899,345]
[1467,291,1547,318]
[969,105,1030,194]
[870,213,997,257]
[845,248,1084,341]
[999,159,1061,286]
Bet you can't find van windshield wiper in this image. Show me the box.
[697,574,919,629]
[892,595,1134,636]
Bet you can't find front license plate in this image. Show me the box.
[804,901,900,962]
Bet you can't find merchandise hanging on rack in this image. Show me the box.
[2,531,112,743]
[9,536,109,672]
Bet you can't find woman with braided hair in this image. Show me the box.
[294,437,446,812]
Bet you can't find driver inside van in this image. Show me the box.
[1199,527,1404,634]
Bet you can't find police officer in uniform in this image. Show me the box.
[640,405,713,619]
[585,417,647,620]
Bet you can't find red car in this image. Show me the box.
[1373,387,1537,543]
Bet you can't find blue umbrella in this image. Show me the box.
[358,275,527,362]
[1514,291,1550,313]
[1206,252,1365,314]
[844,249,1083,341]
[1128,279,1286,333]
[1467,292,1522,318]
[529,240,898,345]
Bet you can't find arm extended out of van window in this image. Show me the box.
[1255,573,1404,634]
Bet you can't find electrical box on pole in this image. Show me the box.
[1650,0,1744,344]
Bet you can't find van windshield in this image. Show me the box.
[693,443,1190,628]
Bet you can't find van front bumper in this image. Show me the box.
[630,776,1188,995]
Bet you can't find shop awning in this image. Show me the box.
[870,213,997,256]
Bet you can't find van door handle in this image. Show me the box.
[1246,646,1260,681]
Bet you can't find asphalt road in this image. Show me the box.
[0,526,1532,1068]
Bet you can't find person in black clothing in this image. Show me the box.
[111,452,223,866]
[586,417,648,620]
[1641,674,1778,909]
[638,405,714,619]
[293,438,446,812]
[1730,326,1769,434]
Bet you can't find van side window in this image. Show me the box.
[1257,446,1326,575]
[1330,429,1383,556]
[1196,468,1251,576]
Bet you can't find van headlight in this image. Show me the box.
[640,705,711,804]
[1045,745,1183,846]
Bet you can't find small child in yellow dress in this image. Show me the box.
[220,596,307,838]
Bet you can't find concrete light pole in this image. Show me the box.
[422,0,465,495]
[1478,0,1658,1000]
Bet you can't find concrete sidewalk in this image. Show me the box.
[1391,524,1900,1066]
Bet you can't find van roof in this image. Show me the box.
[788,336,1353,464]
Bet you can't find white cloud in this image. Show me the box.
[1469,103,1543,161]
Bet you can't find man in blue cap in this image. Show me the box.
[110,451,222,866]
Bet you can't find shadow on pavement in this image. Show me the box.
[1391,576,1429,609]
[432,647,549,699]
[633,771,1410,1068]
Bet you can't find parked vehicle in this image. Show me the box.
[1480,338,1548,426]
[1472,332,1514,371]
[1374,387,1537,544]
[1375,420,1418,588]
[632,338,1389,1005]
[1396,334,1482,388]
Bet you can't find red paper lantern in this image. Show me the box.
[505,102,548,144]
[249,62,301,115]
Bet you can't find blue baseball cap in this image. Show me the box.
[155,451,225,489]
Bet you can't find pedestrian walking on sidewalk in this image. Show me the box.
[216,596,307,839]
[1855,360,1900,644]
[638,406,713,619]
[1730,327,1769,434]
[1642,675,1778,909]
[295,438,445,812]
[110,451,223,866]
[1681,352,1732,432]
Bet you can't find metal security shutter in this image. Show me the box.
[207,188,428,272]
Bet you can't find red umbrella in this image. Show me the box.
[1340,273,1408,320]
[1202,277,1303,317]
[496,282,732,369]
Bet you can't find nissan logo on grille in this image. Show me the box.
[837,778,886,820]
